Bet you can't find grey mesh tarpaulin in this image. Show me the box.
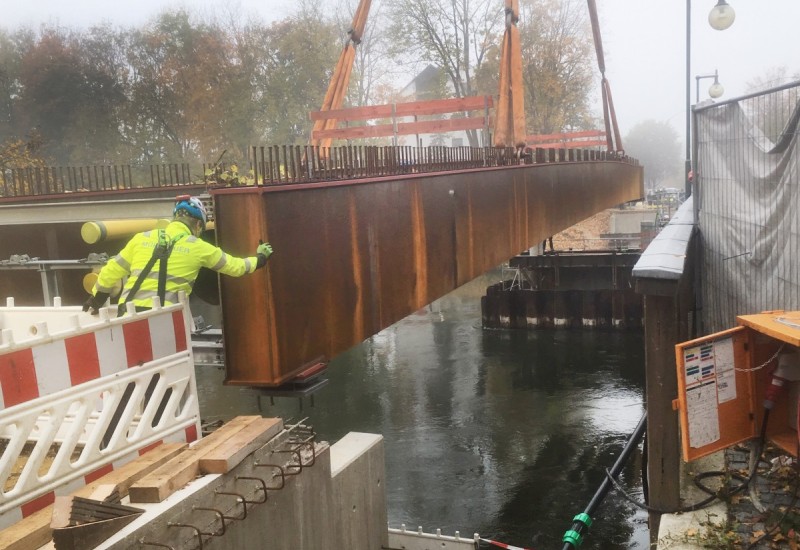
[695,82,800,333]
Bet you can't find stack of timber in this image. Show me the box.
[0,416,283,550]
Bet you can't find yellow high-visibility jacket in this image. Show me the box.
[94,220,259,309]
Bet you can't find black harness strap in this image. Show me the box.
[119,229,187,316]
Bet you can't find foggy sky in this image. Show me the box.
[3,0,800,142]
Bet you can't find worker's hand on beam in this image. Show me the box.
[256,240,273,269]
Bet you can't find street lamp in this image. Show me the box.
[685,1,736,198]
[708,0,736,31]
[696,70,724,103]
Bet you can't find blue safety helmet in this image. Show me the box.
[173,195,208,231]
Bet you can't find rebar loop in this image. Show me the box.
[253,463,287,489]
[166,523,204,550]
[139,541,175,550]
[191,507,227,536]
[214,490,249,520]
[266,450,304,475]
[234,476,269,503]
[287,439,317,467]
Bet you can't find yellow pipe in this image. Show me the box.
[82,271,122,296]
[81,219,171,244]
[81,219,216,244]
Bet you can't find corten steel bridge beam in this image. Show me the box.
[214,157,643,387]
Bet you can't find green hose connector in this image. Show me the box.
[562,530,583,547]
[573,513,592,528]
[562,514,592,548]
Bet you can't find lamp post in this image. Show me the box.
[696,70,724,103]
[685,0,735,198]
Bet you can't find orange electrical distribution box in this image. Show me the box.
[675,310,800,462]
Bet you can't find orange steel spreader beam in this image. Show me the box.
[310,0,372,151]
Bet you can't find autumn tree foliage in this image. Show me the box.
[0,0,599,168]
[0,132,48,172]
[475,0,596,135]
[0,8,340,167]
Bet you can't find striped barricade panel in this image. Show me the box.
[0,303,189,408]
[0,300,200,528]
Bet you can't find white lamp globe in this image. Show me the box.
[708,82,724,99]
[709,0,735,31]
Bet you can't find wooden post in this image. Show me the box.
[635,250,694,543]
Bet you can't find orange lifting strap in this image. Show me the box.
[310,0,372,151]
[493,0,527,148]
[587,0,623,154]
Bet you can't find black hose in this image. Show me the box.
[561,413,647,550]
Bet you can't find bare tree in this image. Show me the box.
[387,0,504,145]
[333,0,400,108]
[745,67,800,145]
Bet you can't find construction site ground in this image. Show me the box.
[551,209,613,251]
[657,444,800,549]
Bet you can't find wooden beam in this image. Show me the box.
[526,129,606,142]
[0,442,186,550]
[312,116,489,141]
[528,139,607,150]
[129,416,264,503]
[199,417,283,474]
[310,96,494,122]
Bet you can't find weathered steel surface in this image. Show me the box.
[214,160,643,386]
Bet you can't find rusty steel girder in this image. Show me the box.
[213,160,643,386]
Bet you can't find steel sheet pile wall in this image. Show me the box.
[214,160,643,386]
[695,81,800,332]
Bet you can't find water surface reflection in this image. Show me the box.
[196,274,648,548]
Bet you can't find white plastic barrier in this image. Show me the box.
[0,297,201,529]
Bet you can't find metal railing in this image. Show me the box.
[247,144,637,186]
[1,145,638,199]
[0,163,196,198]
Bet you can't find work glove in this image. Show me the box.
[82,291,110,315]
[256,240,273,269]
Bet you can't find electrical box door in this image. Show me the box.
[675,326,756,462]
[676,311,800,462]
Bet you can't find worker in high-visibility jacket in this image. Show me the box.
[83,195,273,315]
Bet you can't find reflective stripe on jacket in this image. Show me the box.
[94,220,258,308]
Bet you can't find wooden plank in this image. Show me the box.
[310,104,394,122]
[525,129,606,142]
[397,117,488,135]
[310,96,493,122]
[129,416,262,503]
[313,116,488,141]
[199,417,283,474]
[0,442,185,550]
[394,96,494,117]
[528,139,607,150]
[312,123,394,140]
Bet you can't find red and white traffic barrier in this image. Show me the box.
[481,538,535,550]
[0,296,201,528]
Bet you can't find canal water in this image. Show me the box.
[195,272,649,549]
